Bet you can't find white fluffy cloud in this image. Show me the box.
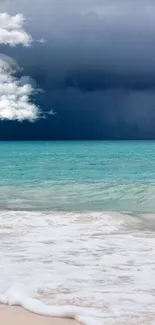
[0,13,32,46]
[0,13,40,121]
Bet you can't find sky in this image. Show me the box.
[0,0,155,140]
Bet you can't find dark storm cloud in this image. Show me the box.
[1,0,155,139]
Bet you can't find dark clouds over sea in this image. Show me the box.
[1,0,155,139]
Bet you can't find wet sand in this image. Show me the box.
[0,305,78,325]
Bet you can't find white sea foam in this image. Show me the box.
[0,284,103,325]
[0,210,155,324]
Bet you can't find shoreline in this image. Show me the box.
[0,305,78,325]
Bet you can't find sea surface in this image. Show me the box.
[0,141,155,324]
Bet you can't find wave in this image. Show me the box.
[0,284,103,325]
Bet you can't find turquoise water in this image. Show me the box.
[0,141,155,212]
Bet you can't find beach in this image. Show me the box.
[1,142,155,325]
[0,305,77,325]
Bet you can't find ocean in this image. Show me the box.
[0,141,155,324]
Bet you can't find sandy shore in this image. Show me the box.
[0,305,78,325]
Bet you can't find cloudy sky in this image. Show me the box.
[0,0,155,139]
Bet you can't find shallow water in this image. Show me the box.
[1,210,155,324]
[1,141,155,212]
[0,142,155,324]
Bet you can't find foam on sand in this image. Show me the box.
[0,285,103,325]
